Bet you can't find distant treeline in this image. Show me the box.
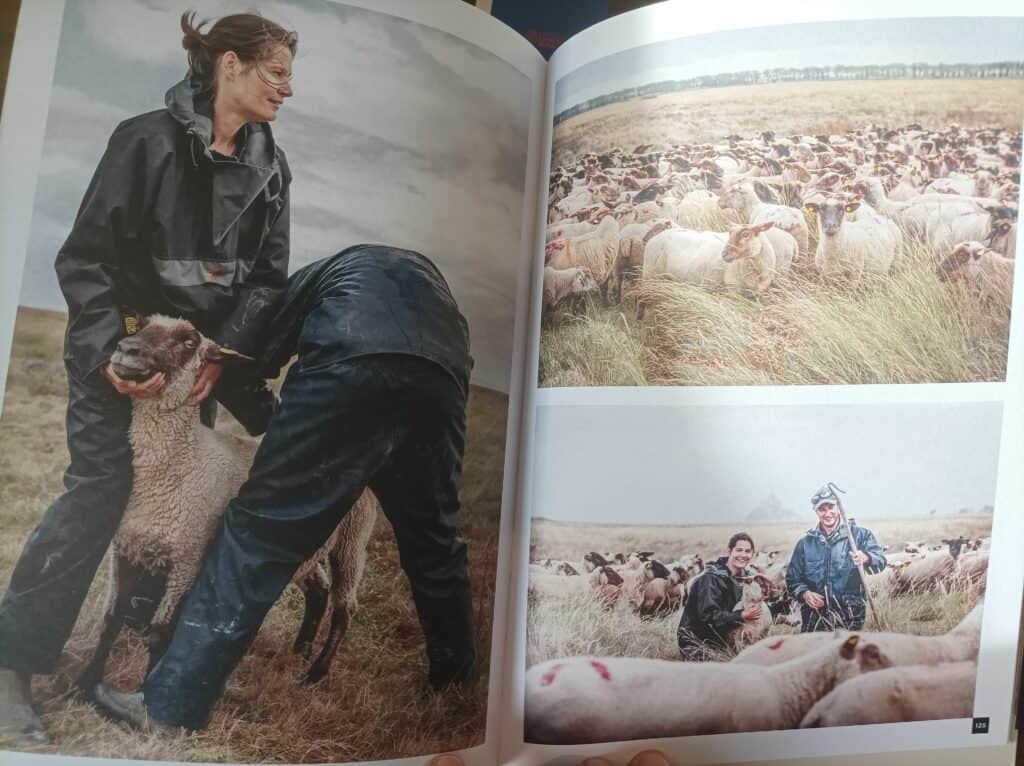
[554,61,1024,125]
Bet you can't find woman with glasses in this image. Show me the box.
[0,11,296,744]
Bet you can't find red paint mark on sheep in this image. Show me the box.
[768,639,785,651]
[590,660,612,681]
[540,663,564,686]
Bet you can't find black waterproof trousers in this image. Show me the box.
[141,353,474,730]
[0,372,220,674]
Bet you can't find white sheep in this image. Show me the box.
[800,660,976,727]
[542,266,599,310]
[730,576,774,649]
[76,316,378,690]
[717,180,810,259]
[733,603,982,667]
[937,240,1015,314]
[641,228,729,287]
[545,215,620,287]
[524,635,864,743]
[722,222,783,293]
[805,196,902,284]
[607,219,674,303]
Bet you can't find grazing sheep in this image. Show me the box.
[717,180,810,260]
[800,660,976,727]
[805,196,902,284]
[937,241,1015,314]
[542,266,599,311]
[77,316,378,690]
[524,636,865,743]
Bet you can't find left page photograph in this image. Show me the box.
[0,0,545,763]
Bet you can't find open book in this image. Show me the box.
[0,0,1022,764]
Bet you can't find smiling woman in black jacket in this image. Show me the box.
[0,11,297,744]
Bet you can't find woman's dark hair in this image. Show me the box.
[728,532,755,552]
[180,11,298,93]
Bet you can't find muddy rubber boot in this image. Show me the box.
[92,683,176,735]
[0,668,49,746]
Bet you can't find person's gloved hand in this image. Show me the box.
[426,749,672,766]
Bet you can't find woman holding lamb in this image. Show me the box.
[676,533,767,658]
[0,11,297,744]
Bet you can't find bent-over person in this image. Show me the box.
[93,244,478,732]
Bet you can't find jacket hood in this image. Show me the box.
[165,76,278,171]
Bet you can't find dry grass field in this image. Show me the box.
[0,307,507,763]
[527,515,991,669]
[552,80,1024,168]
[540,79,1024,388]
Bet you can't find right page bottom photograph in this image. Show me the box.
[524,400,1000,744]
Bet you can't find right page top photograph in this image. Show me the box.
[539,15,1023,388]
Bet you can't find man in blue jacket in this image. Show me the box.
[785,484,886,632]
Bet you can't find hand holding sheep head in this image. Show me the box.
[107,315,251,405]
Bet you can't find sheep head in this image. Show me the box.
[109,315,251,408]
[937,241,988,282]
[723,221,774,262]
[804,195,861,238]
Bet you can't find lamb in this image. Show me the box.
[542,266,599,310]
[77,316,378,690]
[733,602,982,669]
[716,180,810,260]
[937,241,1015,314]
[800,660,976,727]
[804,195,902,284]
[730,575,774,648]
[524,636,865,743]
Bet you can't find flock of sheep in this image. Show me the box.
[526,536,989,740]
[542,122,1020,315]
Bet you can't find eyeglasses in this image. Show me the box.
[255,61,293,90]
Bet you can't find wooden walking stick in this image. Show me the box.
[826,482,884,630]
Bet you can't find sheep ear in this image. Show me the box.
[840,635,860,660]
[205,344,256,364]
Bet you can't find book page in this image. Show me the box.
[0,0,545,763]
[504,1,1024,764]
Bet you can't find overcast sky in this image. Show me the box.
[19,0,530,392]
[555,16,1024,114]
[531,402,1002,525]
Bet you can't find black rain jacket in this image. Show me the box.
[259,244,474,395]
[55,76,291,383]
[676,557,746,651]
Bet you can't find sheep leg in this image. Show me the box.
[303,510,372,684]
[292,578,329,659]
[145,558,202,672]
[76,555,130,695]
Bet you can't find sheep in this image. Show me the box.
[606,219,674,303]
[730,575,774,649]
[716,180,810,260]
[546,220,596,243]
[524,635,865,743]
[542,266,599,311]
[733,602,983,668]
[800,660,976,727]
[638,574,686,617]
[722,222,779,294]
[986,214,1017,258]
[545,215,620,290]
[76,316,377,690]
[937,240,1015,314]
[641,228,729,288]
[804,195,902,284]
